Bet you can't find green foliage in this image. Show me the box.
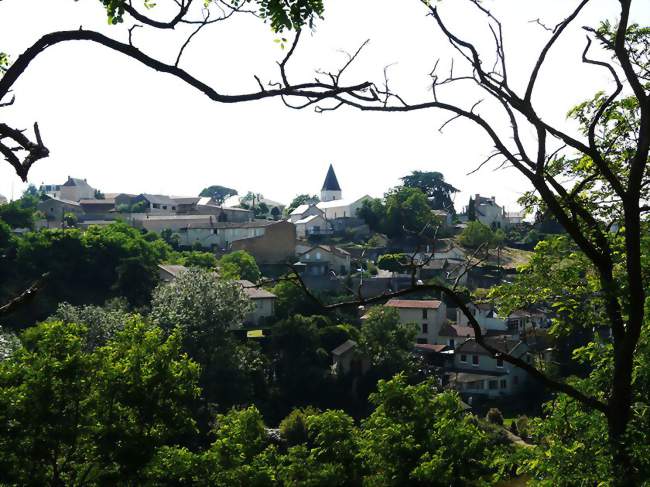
[0,199,35,229]
[467,196,476,221]
[151,267,251,357]
[489,236,603,337]
[232,0,325,32]
[357,187,438,238]
[219,250,261,282]
[4,222,169,317]
[199,185,238,204]
[486,408,504,426]
[401,170,458,214]
[458,221,500,249]
[271,279,322,319]
[279,406,320,446]
[359,375,506,486]
[0,318,200,485]
[170,249,218,269]
[287,193,320,214]
[278,409,359,486]
[377,253,407,273]
[0,51,8,75]
[359,307,416,374]
[63,211,78,227]
[49,299,131,350]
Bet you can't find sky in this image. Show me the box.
[1,0,649,212]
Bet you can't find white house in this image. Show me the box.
[296,244,351,275]
[456,302,507,332]
[289,203,324,223]
[448,337,530,397]
[471,194,509,229]
[294,214,330,238]
[317,195,371,220]
[384,299,448,345]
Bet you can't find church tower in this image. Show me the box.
[320,164,342,202]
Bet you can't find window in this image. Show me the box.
[422,309,428,319]
[153,203,160,209]
[304,254,310,260]
[472,355,479,366]
[460,354,467,363]
[212,229,218,235]
[416,338,427,344]
[172,206,176,211]
[500,379,507,389]
[316,252,321,260]
[422,323,428,334]
[162,205,167,210]
[488,380,498,390]
[496,357,504,368]
[449,339,455,349]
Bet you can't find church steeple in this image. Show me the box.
[321,164,342,202]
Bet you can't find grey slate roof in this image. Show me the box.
[141,194,175,205]
[62,177,92,188]
[321,164,341,191]
[332,339,357,356]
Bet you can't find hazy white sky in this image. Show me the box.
[1,0,648,211]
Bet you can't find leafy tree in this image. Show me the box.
[269,315,335,413]
[0,200,34,229]
[49,299,131,350]
[458,221,499,249]
[63,211,78,227]
[150,268,251,358]
[287,194,320,215]
[145,406,278,486]
[278,409,359,487]
[219,250,261,282]
[0,318,200,485]
[271,280,322,319]
[384,187,437,238]
[377,253,408,274]
[356,197,385,233]
[467,196,476,221]
[199,185,239,205]
[401,170,458,213]
[359,307,416,375]
[358,375,508,486]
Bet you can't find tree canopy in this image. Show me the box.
[401,171,458,214]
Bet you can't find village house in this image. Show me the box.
[231,220,296,264]
[294,214,330,238]
[235,280,277,325]
[507,308,552,335]
[447,337,530,398]
[37,195,84,222]
[470,194,509,229]
[132,216,294,258]
[0,194,7,205]
[456,302,507,331]
[158,264,189,282]
[331,339,370,376]
[40,177,97,202]
[130,194,177,214]
[384,298,448,345]
[296,243,351,276]
[289,203,324,223]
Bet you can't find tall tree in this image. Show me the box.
[198,185,238,205]
[401,170,459,213]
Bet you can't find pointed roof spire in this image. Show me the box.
[321,164,341,192]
